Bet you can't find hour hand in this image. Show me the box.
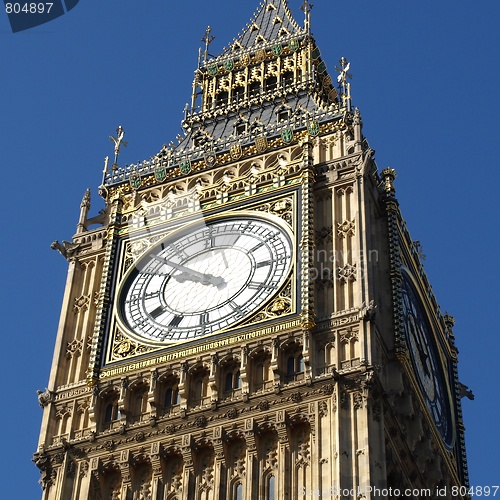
[150,255,226,289]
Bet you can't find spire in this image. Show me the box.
[77,188,91,234]
[227,0,303,52]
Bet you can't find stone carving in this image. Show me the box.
[337,219,355,238]
[37,389,54,408]
[51,240,80,260]
[337,263,357,283]
[66,339,83,358]
[73,294,90,314]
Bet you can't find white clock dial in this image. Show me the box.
[117,215,293,343]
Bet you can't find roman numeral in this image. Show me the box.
[169,315,183,328]
[256,260,272,268]
[250,242,265,252]
[248,282,276,290]
[149,306,165,319]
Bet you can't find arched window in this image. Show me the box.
[224,368,242,395]
[233,86,245,102]
[282,71,294,87]
[189,369,209,408]
[102,395,120,430]
[129,385,148,424]
[267,475,276,500]
[216,91,229,107]
[264,76,278,92]
[165,387,180,408]
[252,353,272,392]
[235,482,243,500]
[297,354,304,374]
[284,347,305,383]
[249,81,260,96]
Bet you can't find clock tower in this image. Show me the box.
[35,1,470,499]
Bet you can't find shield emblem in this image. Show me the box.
[154,165,167,182]
[224,59,234,72]
[255,49,266,62]
[307,120,320,137]
[281,128,294,144]
[273,44,282,56]
[317,61,327,74]
[204,152,217,167]
[322,74,333,89]
[255,135,268,152]
[230,143,242,160]
[328,88,339,102]
[208,65,218,76]
[179,159,191,175]
[311,47,321,60]
[241,53,250,66]
[129,172,141,190]
[289,39,299,51]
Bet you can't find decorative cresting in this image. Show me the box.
[86,196,123,386]
[101,0,351,194]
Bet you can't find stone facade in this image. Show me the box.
[35,1,469,499]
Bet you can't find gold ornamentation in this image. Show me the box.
[255,135,268,152]
[230,143,242,160]
[254,197,293,227]
[255,49,266,62]
[241,53,251,66]
[250,280,293,323]
[110,330,155,361]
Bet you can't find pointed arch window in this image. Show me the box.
[265,76,278,92]
[235,482,244,500]
[284,346,305,383]
[102,394,120,430]
[249,81,261,97]
[216,91,229,107]
[233,86,245,103]
[282,71,294,87]
[267,475,276,500]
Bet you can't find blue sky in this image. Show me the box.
[1,1,498,496]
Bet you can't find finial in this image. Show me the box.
[109,126,128,166]
[336,57,352,111]
[202,26,215,64]
[381,168,397,197]
[301,1,313,33]
[80,188,91,209]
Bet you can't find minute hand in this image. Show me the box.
[150,255,225,288]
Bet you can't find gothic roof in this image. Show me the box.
[227,0,303,51]
[103,0,348,187]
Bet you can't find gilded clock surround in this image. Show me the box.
[35,2,469,499]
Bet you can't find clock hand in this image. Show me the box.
[150,255,226,289]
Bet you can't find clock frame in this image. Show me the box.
[400,267,455,449]
[113,211,296,347]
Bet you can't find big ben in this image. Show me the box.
[34,1,470,498]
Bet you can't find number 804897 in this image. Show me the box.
[5,3,53,14]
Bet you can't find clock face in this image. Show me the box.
[116,215,293,343]
[401,269,454,449]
